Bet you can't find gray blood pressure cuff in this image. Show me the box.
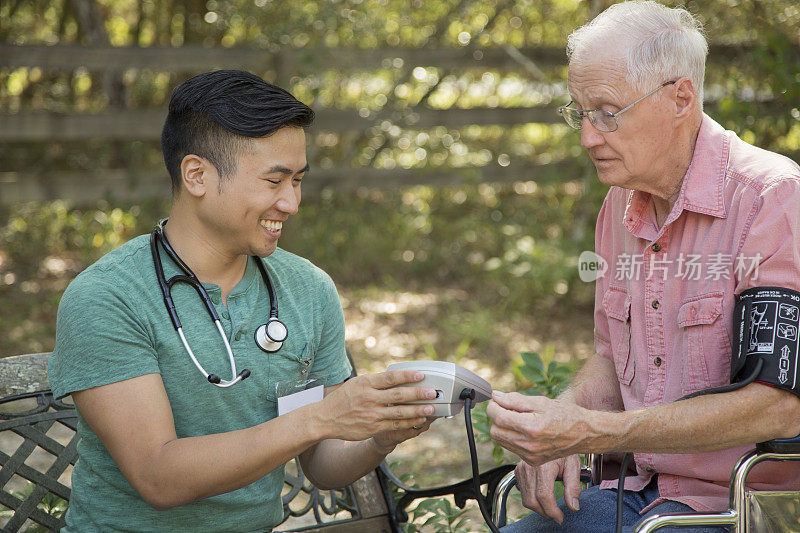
[732,286,800,396]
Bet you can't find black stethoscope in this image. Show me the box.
[150,219,289,387]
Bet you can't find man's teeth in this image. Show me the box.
[260,220,283,232]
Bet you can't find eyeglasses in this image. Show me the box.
[557,80,677,133]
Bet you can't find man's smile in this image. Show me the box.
[260,219,283,234]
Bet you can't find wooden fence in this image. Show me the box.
[1,42,798,205]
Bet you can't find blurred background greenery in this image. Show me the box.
[1,1,799,521]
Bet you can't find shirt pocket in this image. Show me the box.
[677,292,731,395]
[602,286,634,386]
[264,340,313,403]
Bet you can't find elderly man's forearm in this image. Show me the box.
[560,353,624,412]
[598,383,800,455]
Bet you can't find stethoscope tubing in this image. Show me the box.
[150,218,285,387]
[177,322,244,387]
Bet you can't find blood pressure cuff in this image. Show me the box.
[732,286,800,396]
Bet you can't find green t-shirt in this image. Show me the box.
[48,234,352,532]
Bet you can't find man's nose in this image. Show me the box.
[275,182,300,214]
[580,118,605,150]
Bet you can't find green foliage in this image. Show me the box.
[0,200,164,355]
[386,461,470,533]
[470,348,576,465]
[1,201,146,273]
[404,497,471,533]
[0,482,68,532]
[516,348,574,399]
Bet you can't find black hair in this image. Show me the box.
[161,70,315,194]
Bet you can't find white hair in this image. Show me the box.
[567,1,708,104]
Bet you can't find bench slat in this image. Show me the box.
[0,353,52,397]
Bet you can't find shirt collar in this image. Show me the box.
[623,113,729,236]
[200,255,259,300]
[675,113,729,220]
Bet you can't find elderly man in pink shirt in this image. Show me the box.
[487,2,800,532]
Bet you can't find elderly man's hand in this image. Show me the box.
[515,456,582,524]
[486,391,600,466]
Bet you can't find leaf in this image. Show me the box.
[422,514,441,527]
[519,365,547,385]
[423,343,438,360]
[492,444,506,465]
[520,351,544,371]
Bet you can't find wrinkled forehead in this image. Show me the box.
[567,52,635,108]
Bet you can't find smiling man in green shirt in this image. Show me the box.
[48,70,435,532]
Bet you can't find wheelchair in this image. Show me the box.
[492,436,800,532]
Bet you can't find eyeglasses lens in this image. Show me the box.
[561,108,583,130]
[591,111,617,132]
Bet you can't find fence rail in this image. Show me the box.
[0,161,584,205]
[1,44,785,72]
[0,107,562,141]
[2,41,797,205]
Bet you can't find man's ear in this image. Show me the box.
[673,77,697,122]
[179,154,214,198]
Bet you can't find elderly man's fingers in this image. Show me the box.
[533,460,564,524]
[487,401,536,435]
[534,461,565,524]
[562,454,582,511]
[516,462,541,512]
[491,391,547,413]
[488,423,522,449]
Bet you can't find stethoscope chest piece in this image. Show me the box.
[255,318,288,353]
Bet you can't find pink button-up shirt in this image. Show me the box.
[593,114,800,512]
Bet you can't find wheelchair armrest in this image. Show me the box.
[633,510,738,532]
[756,434,800,454]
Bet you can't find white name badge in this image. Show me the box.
[277,383,324,416]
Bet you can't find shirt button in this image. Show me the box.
[234,330,243,341]
[651,300,660,309]
[651,243,662,252]
[654,357,662,367]
[221,310,230,319]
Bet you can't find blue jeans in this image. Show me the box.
[500,479,729,533]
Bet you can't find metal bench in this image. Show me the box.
[0,352,512,532]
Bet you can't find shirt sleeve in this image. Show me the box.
[310,271,352,387]
[48,270,160,400]
[735,177,800,293]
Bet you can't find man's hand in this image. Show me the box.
[486,391,602,466]
[515,456,582,524]
[316,370,436,443]
[373,418,435,452]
